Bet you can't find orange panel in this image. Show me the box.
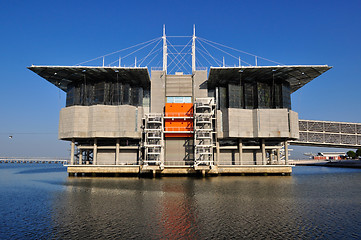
[165,103,193,117]
[164,103,194,137]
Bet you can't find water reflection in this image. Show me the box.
[1,164,360,239]
[51,171,361,239]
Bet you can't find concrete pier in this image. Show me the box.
[67,165,292,177]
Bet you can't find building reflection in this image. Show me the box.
[50,176,300,239]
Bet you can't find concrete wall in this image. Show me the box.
[97,149,138,165]
[150,70,166,113]
[165,138,194,165]
[193,70,208,99]
[59,105,143,139]
[165,74,192,97]
[222,108,299,139]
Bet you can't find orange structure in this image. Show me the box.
[164,103,193,137]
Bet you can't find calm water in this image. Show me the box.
[0,164,361,239]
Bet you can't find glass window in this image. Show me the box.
[143,89,150,108]
[244,82,255,109]
[166,97,192,103]
[282,83,291,109]
[94,82,105,105]
[65,80,148,107]
[257,82,271,109]
[112,82,122,105]
[228,84,242,108]
[274,83,283,108]
[218,87,227,109]
[122,83,130,105]
[66,85,74,106]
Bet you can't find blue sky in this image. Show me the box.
[0,0,360,158]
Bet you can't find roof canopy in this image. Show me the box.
[28,66,151,91]
[207,65,332,93]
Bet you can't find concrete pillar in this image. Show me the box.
[79,150,82,165]
[276,148,280,165]
[238,139,243,165]
[93,138,97,165]
[284,141,289,165]
[70,139,75,165]
[261,139,266,165]
[216,140,220,165]
[270,150,274,165]
[116,139,120,165]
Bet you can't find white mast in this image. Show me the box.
[192,24,196,72]
[162,25,167,73]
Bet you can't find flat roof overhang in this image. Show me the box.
[28,66,151,91]
[207,65,332,93]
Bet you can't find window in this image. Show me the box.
[166,97,192,103]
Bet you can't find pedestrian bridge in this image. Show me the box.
[0,157,68,164]
[291,119,361,148]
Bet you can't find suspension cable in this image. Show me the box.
[75,37,161,66]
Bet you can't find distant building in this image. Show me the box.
[313,152,346,160]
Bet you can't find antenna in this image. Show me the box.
[162,24,167,73]
[192,24,196,72]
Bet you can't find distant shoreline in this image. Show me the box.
[292,159,361,169]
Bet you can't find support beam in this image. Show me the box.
[70,139,75,165]
[238,139,243,165]
[79,150,82,165]
[284,141,289,165]
[276,148,280,165]
[261,139,266,165]
[216,140,220,165]
[93,138,97,165]
[116,139,120,165]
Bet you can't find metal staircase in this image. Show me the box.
[143,113,164,166]
[194,98,216,166]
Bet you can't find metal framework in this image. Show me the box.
[291,119,361,148]
[143,113,164,166]
[194,98,216,166]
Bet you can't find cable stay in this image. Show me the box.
[73,27,285,74]
[75,37,162,66]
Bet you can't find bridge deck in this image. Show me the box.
[291,119,361,148]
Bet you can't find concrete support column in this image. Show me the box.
[216,140,220,165]
[70,139,75,165]
[116,139,120,165]
[79,150,83,165]
[276,148,280,165]
[238,139,243,165]
[284,141,289,165]
[261,139,266,165]
[93,138,97,165]
[270,150,274,165]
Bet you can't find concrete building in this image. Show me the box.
[28,30,332,176]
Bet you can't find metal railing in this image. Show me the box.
[164,112,194,118]
[164,127,194,132]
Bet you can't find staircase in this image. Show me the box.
[194,98,216,167]
[143,113,164,166]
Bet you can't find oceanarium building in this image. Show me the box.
[29,29,331,176]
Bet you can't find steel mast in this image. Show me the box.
[192,24,196,72]
[162,25,167,73]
